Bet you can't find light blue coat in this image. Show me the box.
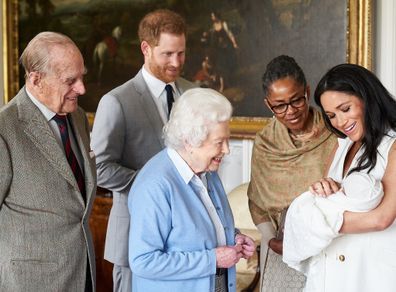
[128,149,237,292]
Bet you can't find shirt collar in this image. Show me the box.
[26,88,57,122]
[142,65,176,99]
[167,148,206,185]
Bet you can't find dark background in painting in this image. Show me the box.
[18,0,347,117]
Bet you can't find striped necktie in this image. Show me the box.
[53,114,86,200]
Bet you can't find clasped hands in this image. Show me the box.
[215,233,256,268]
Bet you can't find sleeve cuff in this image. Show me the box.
[257,222,276,248]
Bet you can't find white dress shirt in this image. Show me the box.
[142,66,181,124]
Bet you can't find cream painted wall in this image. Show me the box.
[375,0,396,96]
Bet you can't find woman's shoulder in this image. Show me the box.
[130,152,180,200]
[136,150,176,182]
[255,117,283,142]
[364,129,396,179]
[378,129,396,153]
[385,129,396,139]
[383,130,396,158]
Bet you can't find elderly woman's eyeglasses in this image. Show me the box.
[267,95,307,114]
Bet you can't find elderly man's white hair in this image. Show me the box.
[20,31,78,77]
[164,88,232,150]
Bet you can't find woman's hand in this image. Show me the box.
[268,238,283,255]
[309,177,341,197]
[235,233,256,259]
[215,245,243,268]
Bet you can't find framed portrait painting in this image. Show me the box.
[3,0,372,138]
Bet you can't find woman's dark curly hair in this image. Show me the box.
[262,55,306,97]
[314,63,396,174]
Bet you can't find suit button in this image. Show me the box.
[339,255,345,262]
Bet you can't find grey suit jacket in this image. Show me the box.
[0,88,97,291]
[91,70,195,266]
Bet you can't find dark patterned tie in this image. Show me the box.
[53,114,86,200]
[165,84,174,118]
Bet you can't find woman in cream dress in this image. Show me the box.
[307,63,396,292]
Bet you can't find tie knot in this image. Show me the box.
[53,114,67,126]
[165,84,173,94]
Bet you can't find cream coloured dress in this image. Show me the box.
[304,131,396,292]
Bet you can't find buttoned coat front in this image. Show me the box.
[304,133,396,292]
[128,149,238,292]
[0,88,97,291]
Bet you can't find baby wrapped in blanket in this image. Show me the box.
[283,172,383,274]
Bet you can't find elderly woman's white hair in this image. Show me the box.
[164,88,232,150]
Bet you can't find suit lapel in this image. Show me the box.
[133,71,165,147]
[174,77,193,95]
[68,111,95,206]
[17,90,79,192]
[132,71,193,148]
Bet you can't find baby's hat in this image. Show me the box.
[343,172,382,199]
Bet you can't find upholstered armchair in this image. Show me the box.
[228,183,261,292]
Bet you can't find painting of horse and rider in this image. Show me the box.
[16,0,349,118]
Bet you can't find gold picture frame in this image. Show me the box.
[229,0,372,139]
[2,0,372,139]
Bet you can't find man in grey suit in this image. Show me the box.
[91,9,195,292]
[0,32,96,291]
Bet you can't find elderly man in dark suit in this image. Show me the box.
[0,32,96,291]
[90,9,195,292]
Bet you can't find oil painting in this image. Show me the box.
[3,0,371,137]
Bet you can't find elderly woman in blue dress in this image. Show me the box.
[128,88,255,292]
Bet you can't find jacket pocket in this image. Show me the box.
[5,259,58,291]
